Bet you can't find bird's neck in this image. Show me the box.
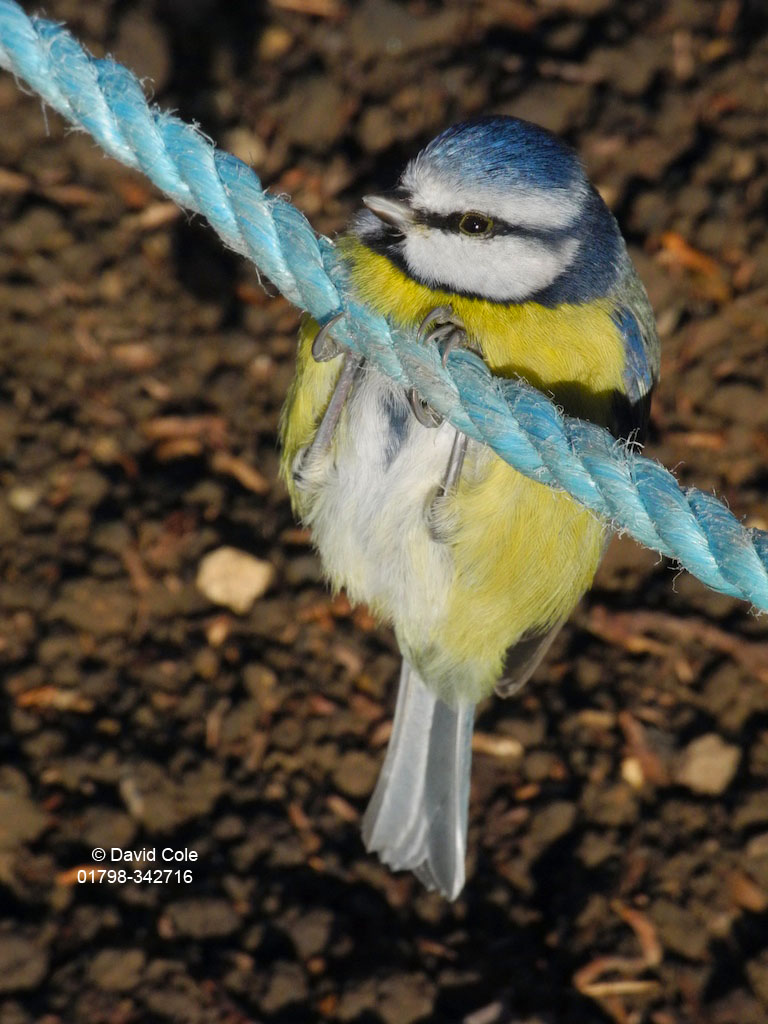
[341,236,627,427]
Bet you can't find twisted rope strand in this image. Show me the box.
[1,0,766,609]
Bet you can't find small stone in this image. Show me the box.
[0,774,47,851]
[0,936,48,993]
[242,664,278,706]
[709,382,768,427]
[675,733,741,795]
[589,37,666,97]
[337,978,378,1021]
[282,908,333,960]
[578,830,618,869]
[281,78,350,151]
[7,486,41,513]
[283,554,323,586]
[260,962,308,1014]
[88,948,145,991]
[92,521,133,555]
[540,0,612,12]
[504,82,591,136]
[258,25,294,62]
[196,546,275,614]
[650,898,709,960]
[79,807,137,852]
[113,8,171,90]
[120,759,225,831]
[621,756,645,789]
[222,127,266,168]
[144,986,202,1021]
[582,782,638,827]
[270,716,304,752]
[747,950,768,1005]
[357,105,397,154]
[747,832,768,858]
[4,207,68,253]
[734,792,768,831]
[332,751,379,799]
[524,750,558,782]
[526,800,577,851]
[0,1001,31,1024]
[48,580,135,636]
[348,0,464,60]
[378,972,434,1024]
[165,899,240,939]
[69,469,110,509]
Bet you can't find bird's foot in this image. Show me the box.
[407,307,473,538]
[407,305,472,428]
[427,429,469,543]
[407,386,443,427]
[417,304,471,368]
[293,352,364,491]
[311,312,346,362]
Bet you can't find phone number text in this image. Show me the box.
[77,868,193,884]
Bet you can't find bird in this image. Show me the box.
[279,115,659,900]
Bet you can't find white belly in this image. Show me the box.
[299,366,458,640]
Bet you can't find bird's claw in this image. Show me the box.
[294,353,365,491]
[312,312,346,362]
[427,430,469,543]
[418,304,471,368]
[407,387,444,428]
[408,306,470,427]
[418,305,456,343]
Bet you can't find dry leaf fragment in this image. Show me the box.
[0,167,30,194]
[41,183,104,207]
[472,733,524,759]
[16,686,94,714]
[211,450,270,494]
[269,0,344,16]
[123,201,180,231]
[326,794,359,822]
[142,415,228,445]
[727,869,768,913]
[657,231,731,302]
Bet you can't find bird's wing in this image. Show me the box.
[494,624,564,698]
[610,268,661,441]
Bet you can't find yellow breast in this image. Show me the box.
[340,236,626,424]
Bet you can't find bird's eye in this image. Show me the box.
[458,212,493,236]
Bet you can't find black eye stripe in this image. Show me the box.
[412,209,570,242]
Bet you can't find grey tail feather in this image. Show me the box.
[362,660,474,901]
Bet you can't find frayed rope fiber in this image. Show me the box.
[2,0,767,609]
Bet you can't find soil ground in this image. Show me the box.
[2,1,768,1022]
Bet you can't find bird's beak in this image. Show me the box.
[362,193,416,231]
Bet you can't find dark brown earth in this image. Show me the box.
[2,1,768,1022]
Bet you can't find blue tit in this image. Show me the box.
[280,116,659,899]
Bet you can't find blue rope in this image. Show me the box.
[1,0,766,610]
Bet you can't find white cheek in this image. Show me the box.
[403,231,579,301]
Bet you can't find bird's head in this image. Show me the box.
[353,116,625,306]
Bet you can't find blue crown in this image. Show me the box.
[414,116,583,192]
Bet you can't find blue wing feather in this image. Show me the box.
[613,305,657,406]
